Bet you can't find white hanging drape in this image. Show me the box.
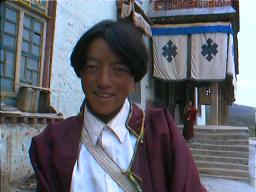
[152,22,236,83]
[153,35,187,80]
[190,33,228,80]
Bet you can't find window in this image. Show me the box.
[0,1,55,106]
[20,14,43,86]
[1,5,19,93]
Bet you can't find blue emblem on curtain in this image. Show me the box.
[201,38,218,62]
[162,40,177,63]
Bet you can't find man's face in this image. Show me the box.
[80,38,135,122]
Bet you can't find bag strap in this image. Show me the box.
[80,127,138,192]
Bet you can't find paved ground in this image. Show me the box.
[201,176,255,192]
[5,176,256,191]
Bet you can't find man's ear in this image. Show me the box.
[129,78,136,94]
[130,86,135,94]
[80,78,86,95]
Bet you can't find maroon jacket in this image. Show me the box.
[29,104,206,192]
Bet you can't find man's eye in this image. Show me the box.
[113,66,129,74]
[84,65,98,72]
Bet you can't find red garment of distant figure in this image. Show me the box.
[183,105,197,141]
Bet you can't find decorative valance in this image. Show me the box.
[152,22,235,82]
[120,0,152,37]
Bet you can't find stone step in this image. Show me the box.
[191,139,248,145]
[192,127,249,135]
[192,133,248,140]
[199,167,248,178]
[178,126,250,182]
[199,174,249,183]
[191,148,249,158]
[189,143,249,152]
[178,125,249,133]
[195,160,248,171]
[193,155,248,165]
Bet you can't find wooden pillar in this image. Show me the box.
[210,82,219,125]
[220,99,229,125]
[219,82,229,125]
[168,82,175,118]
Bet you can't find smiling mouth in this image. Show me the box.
[94,92,113,98]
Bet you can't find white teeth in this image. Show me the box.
[96,92,112,97]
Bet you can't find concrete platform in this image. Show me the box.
[201,176,255,192]
[5,176,256,192]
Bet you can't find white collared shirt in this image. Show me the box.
[70,99,136,192]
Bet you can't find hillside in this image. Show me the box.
[205,103,255,136]
[228,103,255,136]
[228,103,255,127]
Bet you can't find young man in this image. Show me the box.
[29,20,206,192]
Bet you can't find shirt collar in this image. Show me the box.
[83,99,131,145]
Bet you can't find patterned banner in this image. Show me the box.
[191,33,228,80]
[153,35,187,80]
[152,22,235,82]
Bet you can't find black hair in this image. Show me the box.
[70,20,148,82]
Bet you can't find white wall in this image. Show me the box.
[137,35,155,110]
[197,105,206,125]
[249,138,256,188]
[195,87,206,125]
[0,123,45,191]
[51,0,117,117]
[130,1,155,111]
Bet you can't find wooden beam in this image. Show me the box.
[210,82,219,125]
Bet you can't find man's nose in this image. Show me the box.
[97,67,112,89]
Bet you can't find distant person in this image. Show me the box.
[29,20,205,192]
[183,101,197,142]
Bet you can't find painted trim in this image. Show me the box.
[152,25,233,36]
[14,0,52,19]
[124,103,145,192]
